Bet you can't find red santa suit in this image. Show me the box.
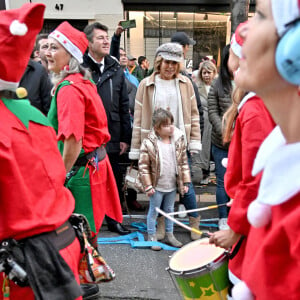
[235,126,300,299]
[225,93,275,283]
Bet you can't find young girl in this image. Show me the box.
[138,108,190,250]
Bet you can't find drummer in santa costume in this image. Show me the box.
[0,3,83,299]
[47,21,122,236]
[209,22,275,296]
[230,0,300,299]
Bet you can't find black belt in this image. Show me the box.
[74,145,106,167]
[42,220,76,250]
[229,235,245,260]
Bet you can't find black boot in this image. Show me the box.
[81,283,100,300]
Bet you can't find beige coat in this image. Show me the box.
[138,127,191,196]
[129,72,201,160]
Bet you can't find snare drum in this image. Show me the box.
[167,238,229,300]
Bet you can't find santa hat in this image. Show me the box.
[272,0,300,37]
[0,3,45,92]
[230,22,246,58]
[49,21,88,64]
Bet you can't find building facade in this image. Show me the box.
[5,0,255,69]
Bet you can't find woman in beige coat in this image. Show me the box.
[129,43,202,240]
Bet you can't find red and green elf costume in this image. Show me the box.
[0,98,82,300]
[48,73,122,234]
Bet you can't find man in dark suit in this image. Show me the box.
[83,22,131,235]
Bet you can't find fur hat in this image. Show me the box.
[0,3,45,91]
[49,21,88,63]
[155,43,183,62]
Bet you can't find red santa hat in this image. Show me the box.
[272,0,300,37]
[0,3,45,92]
[49,21,88,64]
[230,22,246,59]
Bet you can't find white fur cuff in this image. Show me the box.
[129,149,140,160]
[189,140,202,152]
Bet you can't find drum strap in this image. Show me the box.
[229,235,245,259]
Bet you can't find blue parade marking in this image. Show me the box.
[98,231,178,251]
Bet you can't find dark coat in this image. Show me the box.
[83,54,131,153]
[207,78,232,149]
[125,77,137,114]
[181,70,204,136]
[18,59,52,115]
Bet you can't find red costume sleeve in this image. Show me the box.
[227,97,275,236]
[56,84,85,142]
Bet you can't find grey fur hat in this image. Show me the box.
[155,43,183,62]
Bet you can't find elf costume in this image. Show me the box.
[47,22,122,234]
[0,4,82,299]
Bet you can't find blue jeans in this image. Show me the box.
[211,144,230,218]
[147,190,176,235]
[179,182,198,218]
[159,152,198,218]
[179,152,198,218]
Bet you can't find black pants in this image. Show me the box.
[105,152,136,225]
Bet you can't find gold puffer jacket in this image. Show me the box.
[138,127,191,196]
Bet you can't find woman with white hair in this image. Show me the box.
[230,0,300,299]
[46,22,122,239]
[129,42,202,241]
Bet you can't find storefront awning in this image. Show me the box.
[122,0,256,12]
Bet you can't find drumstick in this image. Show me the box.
[167,203,228,216]
[155,207,211,237]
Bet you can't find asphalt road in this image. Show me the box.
[96,183,220,299]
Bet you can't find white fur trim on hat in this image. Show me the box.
[49,30,83,63]
[272,0,300,37]
[9,20,28,36]
[0,78,19,92]
[230,33,242,58]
